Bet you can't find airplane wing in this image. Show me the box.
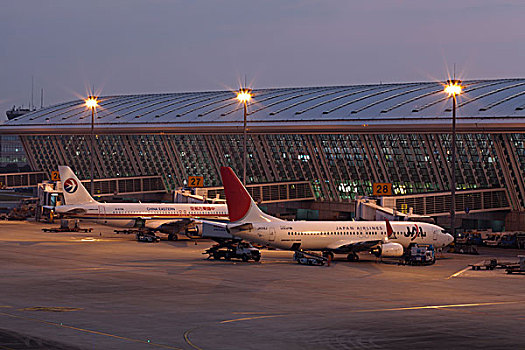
[327,239,383,253]
[145,218,193,233]
[55,207,87,216]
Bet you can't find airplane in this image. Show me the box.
[218,166,454,262]
[54,166,229,240]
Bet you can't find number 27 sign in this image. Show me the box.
[188,176,204,188]
[373,183,392,196]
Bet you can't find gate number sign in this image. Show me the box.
[51,171,60,181]
[188,176,204,188]
[373,183,392,196]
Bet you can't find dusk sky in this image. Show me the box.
[1,0,523,119]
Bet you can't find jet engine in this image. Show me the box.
[372,242,404,258]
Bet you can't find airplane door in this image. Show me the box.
[98,205,106,223]
[433,231,438,241]
[269,228,276,242]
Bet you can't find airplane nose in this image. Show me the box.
[446,233,454,245]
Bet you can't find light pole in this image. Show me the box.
[444,80,462,238]
[85,96,98,196]
[236,88,252,185]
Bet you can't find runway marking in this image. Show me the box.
[232,311,272,315]
[447,266,471,279]
[220,314,285,324]
[183,329,203,350]
[19,307,83,312]
[0,311,182,349]
[353,301,523,313]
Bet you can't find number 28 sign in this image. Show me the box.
[373,183,392,196]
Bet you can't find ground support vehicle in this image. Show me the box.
[205,241,261,262]
[506,255,525,274]
[469,259,498,270]
[42,219,92,233]
[401,244,435,265]
[136,230,160,243]
[451,243,479,255]
[293,251,327,266]
[113,228,162,242]
[114,229,138,235]
[499,234,517,248]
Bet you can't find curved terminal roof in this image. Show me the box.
[2,79,525,134]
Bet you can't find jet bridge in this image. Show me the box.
[356,188,512,223]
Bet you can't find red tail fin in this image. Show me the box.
[385,219,393,238]
[220,167,251,222]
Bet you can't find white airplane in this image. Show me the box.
[219,166,454,261]
[55,166,229,240]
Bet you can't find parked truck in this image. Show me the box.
[205,241,261,262]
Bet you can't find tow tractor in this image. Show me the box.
[293,251,328,266]
[401,244,435,265]
[205,241,261,262]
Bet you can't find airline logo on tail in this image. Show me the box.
[58,166,98,205]
[63,178,78,193]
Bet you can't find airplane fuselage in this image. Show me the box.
[233,220,452,252]
[56,202,228,228]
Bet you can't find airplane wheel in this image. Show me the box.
[347,253,359,262]
[168,234,178,241]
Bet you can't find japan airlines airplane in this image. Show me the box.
[219,166,454,261]
[55,166,229,239]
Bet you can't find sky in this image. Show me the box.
[0,0,524,120]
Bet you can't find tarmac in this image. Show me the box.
[0,220,523,349]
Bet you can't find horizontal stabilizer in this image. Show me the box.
[60,207,87,216]
[227,223,253,233]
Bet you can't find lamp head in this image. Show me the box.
[85,96,99,108]
[236,88,252,103]
[444,80,462,96]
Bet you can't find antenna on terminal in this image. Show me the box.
[31,75,34,111]
[40,88,44,109]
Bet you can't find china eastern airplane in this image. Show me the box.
[218,166,454,261]
[55,166,229,240]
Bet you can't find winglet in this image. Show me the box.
[385,219,393,238]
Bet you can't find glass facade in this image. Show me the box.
[0,135,29,171]
[22,132,525,210]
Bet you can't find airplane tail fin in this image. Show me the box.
[58,166,98,205]
[220,167,277,223]
[385,219,393,238]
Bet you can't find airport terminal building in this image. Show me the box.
[2,78,525,229]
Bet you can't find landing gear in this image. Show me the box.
[167,233,178,241]
[347,253,359,262]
